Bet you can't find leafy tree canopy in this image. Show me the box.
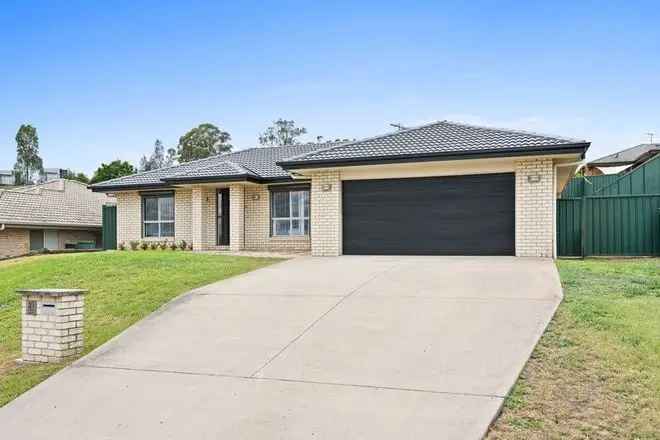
[259,119,307,147]
[90,160,136,184]
[63,170,90,184]
[177,123,232,163]
[140,139,177,171]
[13,124,43,185]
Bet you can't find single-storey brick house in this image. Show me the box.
[0,179,110,258]
[90,121,590,257]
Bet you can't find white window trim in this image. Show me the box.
[272,190,309,237]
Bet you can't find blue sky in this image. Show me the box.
[1,0,658,175]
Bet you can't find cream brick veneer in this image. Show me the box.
[515,158,555,257]
[116,184,312,253]
[0,228,29,258]
[191,187,225,251]
[175,189,192,244]
[244,185,311,252]
[20,289,86,363]
[116,191,142,245]
[229,184,245,251]
[116,189,193,247]
[310,170,342,256]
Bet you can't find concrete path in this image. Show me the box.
[0,256,562,439]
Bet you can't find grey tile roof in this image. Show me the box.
[588,143,660,166]
[90,142,341,190]
[90,121,589,190]
[0,179,110,228]
[280,121,588,166]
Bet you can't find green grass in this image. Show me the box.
[0,251,281,406]
[488,258,660,440]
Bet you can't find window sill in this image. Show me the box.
[270,235,310,240]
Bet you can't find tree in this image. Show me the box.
[259,119,307,147]
[61,169,90,183]
[62,170,90,184]
[13,124,44,185]
[90,160,136,184]
[177,123,232,163]
[140,139,177,171]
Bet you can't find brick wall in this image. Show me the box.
[21,291,85,363]
[228,184,244,251]
[515,158,555,257]
[116,191,141,245]
[175,189,193,244]
[244,185,311,252]
[117,189,194,247]
[310,170,342,256]
[0,228,29,258]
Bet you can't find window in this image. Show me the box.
[142,193,175,238]
[271,188,310,236]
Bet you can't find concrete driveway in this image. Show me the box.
[0,256,562,439]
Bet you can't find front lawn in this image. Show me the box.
[0,251,281,406]
[488,258,660,439]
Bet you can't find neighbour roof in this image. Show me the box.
[0,179,110,228]
[90,142,341,190]
[588,143,660,167]
[279,120,589,168]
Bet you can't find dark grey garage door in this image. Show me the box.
[342,173,515,255]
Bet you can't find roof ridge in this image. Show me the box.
[439,120,586,144]
[279,141,349,162]
[279,121,465,163]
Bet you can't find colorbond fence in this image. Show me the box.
[557,195,660,257]
[557,155,660,257]
[102,204,117,250]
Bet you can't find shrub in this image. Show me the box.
[179,240,187,251]
[187,243,193,251]
[129,240,139,251]
[118,242,126,251]
[140,241,149,250]
[159,241,168,250]
[169,242,178,251]
[149,242,159,250]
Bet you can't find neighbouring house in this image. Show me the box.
[0,170,14,186]
[585,143,660,175]
[90,121,590,257]
[0,168,68,186]
[0,179,111,258]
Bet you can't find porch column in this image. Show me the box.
[191,187,207,251]
[229,184,244,251]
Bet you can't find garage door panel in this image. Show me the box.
[342,173,515,255]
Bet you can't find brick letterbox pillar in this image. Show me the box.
[17,289,87,363]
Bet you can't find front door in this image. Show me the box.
[216,189,230,246]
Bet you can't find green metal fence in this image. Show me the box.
[102,204,117,250]
[557,195,660,257]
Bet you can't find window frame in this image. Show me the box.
[141,191,175,238]
[269,185,310,237]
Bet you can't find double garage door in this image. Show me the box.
[342,173,515,255]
